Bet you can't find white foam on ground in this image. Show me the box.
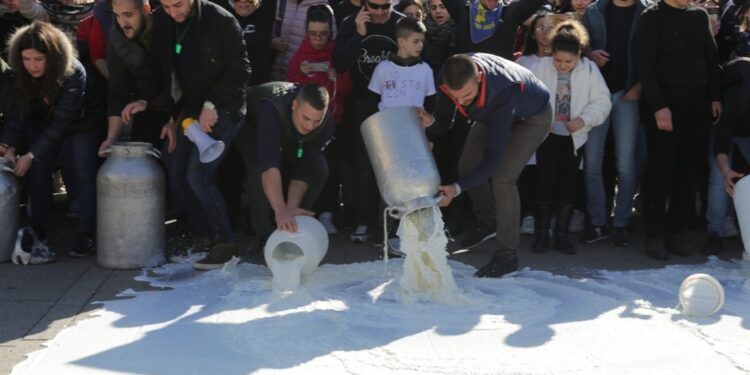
[11,257,750,375]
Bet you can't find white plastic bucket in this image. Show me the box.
[678,273,725,317]
[263,216,329,291]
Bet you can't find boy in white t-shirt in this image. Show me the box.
[368,17,436,110]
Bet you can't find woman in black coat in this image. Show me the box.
[1,21,95,264]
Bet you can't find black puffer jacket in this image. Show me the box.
[2,60,86,161]
[145,0,251,120]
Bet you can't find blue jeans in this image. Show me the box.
[169,113,241,243]
[706,134,750,233]
[584,90,640,228]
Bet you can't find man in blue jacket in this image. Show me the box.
[420,53,551,277]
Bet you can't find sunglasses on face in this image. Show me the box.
[366,1,391,10]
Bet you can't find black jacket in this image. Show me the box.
[107,17,154,117]
[145,0,251,120]
[0,58,12,137]
[232,3,275,86]
[333,11,404,92]
[455,0,546,59]
[242,82,334,184]
[2,60,86,161]
[635,1,721,112]
[430,53,550,190]
[715,58,750,156]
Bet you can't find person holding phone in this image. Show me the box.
[333,0,403,244]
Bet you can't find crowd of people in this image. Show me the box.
[0,0,748,277]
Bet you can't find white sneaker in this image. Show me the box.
[387,237,404,257]
[12,227,55,265]
[520,215,535,235]
[568,210,585,232]
[318,212,338,234]
[11,227,33,265]
[30,244,56,265]
[721,216,739,238]
[350,225,369,243]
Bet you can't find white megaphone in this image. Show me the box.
[181,117,225,163]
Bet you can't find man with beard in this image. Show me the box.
[101,0,176,154]
[121,0,250,269]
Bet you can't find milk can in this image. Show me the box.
[0,158,19,263]
[360,107,441,217]
[97,142,165,269]
[264,216,329,291]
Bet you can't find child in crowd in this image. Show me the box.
[515,12,553,236]
[367,17,436,252]
[395,0,426,20]
[424,0,459,73]
[517,12,553,70]
[286,4,352,234]
[368,17,436,111]
[531,20,611,254]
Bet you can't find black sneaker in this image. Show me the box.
[554,232,576,254]
[474,251,519,278]
[68,233,96,258]
[700,232,723,255]
[665,234,691,256]
[460,224,496,249]
[611,227,630,247]
[581,225,609,244]
[645,237,668,261]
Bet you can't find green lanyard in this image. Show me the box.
[296,134,304,159]
[175,18,193,55]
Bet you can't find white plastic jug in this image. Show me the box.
[263,216,329,291]
[733,176,750,261]
[678,273,725,317]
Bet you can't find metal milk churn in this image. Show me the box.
[360,107,441,217]
[0,158,19,262]
[97,142,165,269]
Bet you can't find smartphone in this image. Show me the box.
[307,61,330,73]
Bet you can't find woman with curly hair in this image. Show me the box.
[1,21,94,264]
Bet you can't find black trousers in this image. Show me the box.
[535,134,581,206]
[642,87,711,238]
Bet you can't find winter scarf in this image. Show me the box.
[425,15,456,48]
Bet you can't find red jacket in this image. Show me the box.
[286,38,352,124]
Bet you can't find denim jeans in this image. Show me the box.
[584,90,640,228]
[60,129,98,235]
[706,133,750,233]
[458,103,552,252]
[168,113,241,243]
